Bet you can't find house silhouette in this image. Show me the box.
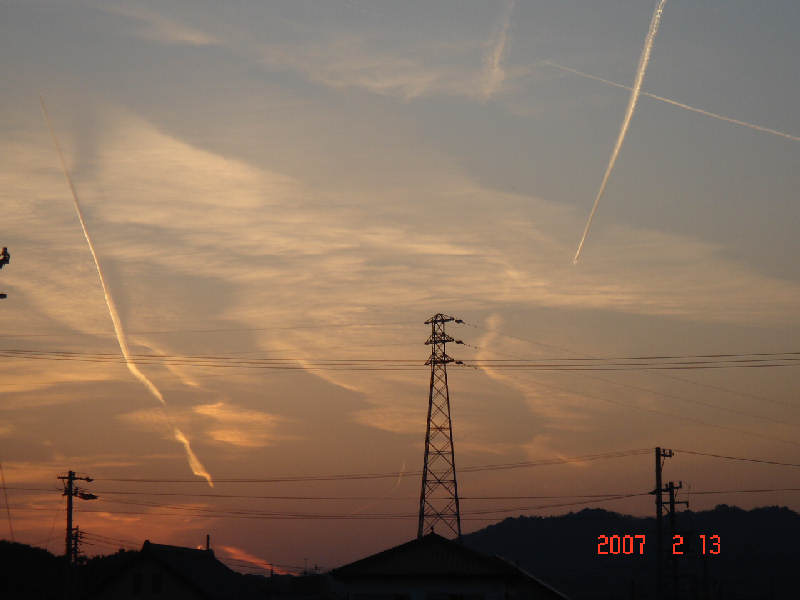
[329,532,569,599]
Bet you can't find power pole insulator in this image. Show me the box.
[418,313,463,540]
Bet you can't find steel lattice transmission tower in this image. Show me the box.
[418,313,465,539]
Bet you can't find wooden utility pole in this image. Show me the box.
[57,471,96,600]
[58,471,95,560]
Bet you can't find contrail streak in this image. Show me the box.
[483,0,515,99]
[389,460,407,493]
[573,0,667,264]
[543,61,800,143]
[40,96,213,487]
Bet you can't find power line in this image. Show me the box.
[1,487,653,501]
[42,507,61,553]
[6,449,798,498]
[530,375,800,448]
[464,321,799,405]
[92,494,654,518]
[462,329,800,448]
[0,320,417,338]
[220,557,304,572]
[464,322,800,450]
[5,506,510,521]
[674,449,800,468]
[9,494,642,521]
[82,530,140,545]
[659,372,798,410]
[97,449,650,483]
[3,348,800,372]
[9,486,800,524]
[576,372,800,428]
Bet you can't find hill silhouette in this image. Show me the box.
[1,504,798,599]
[0,540,64,598]
[463,504,799,599]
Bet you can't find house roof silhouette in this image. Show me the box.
[88,540,242,600]
[141,540,238,598]
[331,532,568,598]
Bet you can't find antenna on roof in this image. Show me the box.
[206,534,210,551]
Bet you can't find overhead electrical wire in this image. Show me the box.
[5,505,523,522]
[89,493,654,518]
[9,486,799,525]
[658,372,798,410]
[459,334,800,448]
[1,487,646,501]
[575,372,800,428]
[7,448,797,496]
[96,449,650,483]
[81,530,140,547]
[511,373,800,448]
[467,321,798,406]
[673,450,800,468]
[462,320,799,440]
[0,320,417,338]
[2,348,800,372]
[6,494,643,521]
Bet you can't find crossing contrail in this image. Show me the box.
[40,96,214,487]
[573,0,667,264]
[543,61,800,143]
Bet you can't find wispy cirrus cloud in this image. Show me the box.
[256,35,486,101]
[6,104,800,453]
[98,3,219,47]
[473,314,594,428]
[193,402,286,448]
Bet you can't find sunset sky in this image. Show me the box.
[1,0,798,574]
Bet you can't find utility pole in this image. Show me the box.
[58,470,96,599]
[0,246,9,299]
[418,313,464,540]
[651,447,673,600]
[59,471,96,561]
[667,481,689,600]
